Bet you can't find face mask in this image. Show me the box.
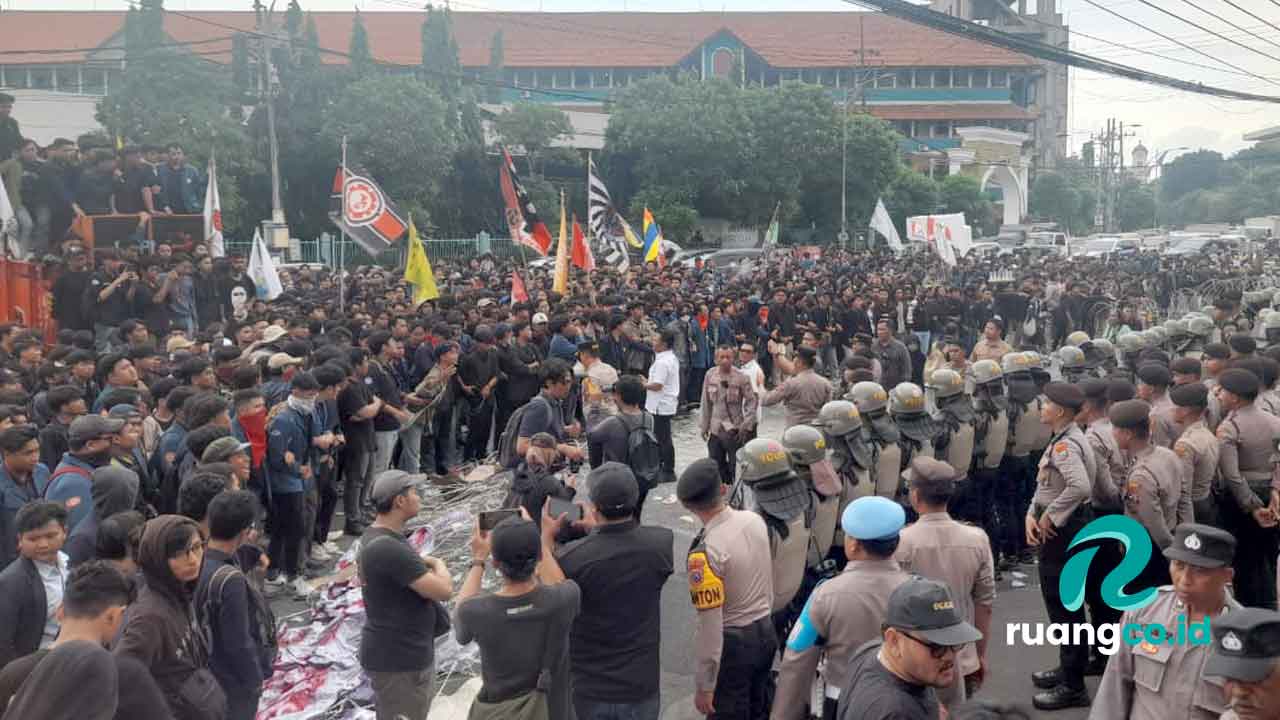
[288,396,316,414]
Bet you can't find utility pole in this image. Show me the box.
[256,1,290,252]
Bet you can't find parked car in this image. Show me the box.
[1164,236,1232,256]
[1081,237,1140,258]
[703,248,765,267]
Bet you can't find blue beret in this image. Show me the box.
[841,496,906,540]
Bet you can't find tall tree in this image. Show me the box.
[494,102,573,176]
[349,9,373,79]
[884,170,940,235]
[300,14,322,70]
[1161,149,1224,201]
[485,30,505,104]
[421,4,462,108]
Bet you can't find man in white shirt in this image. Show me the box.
[646,329,680,483]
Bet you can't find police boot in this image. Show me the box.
[1031,667,1064,689]
[1033,684,1091,711]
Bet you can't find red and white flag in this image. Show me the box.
[204,151,224,258]
[329,166,409,256]
[571,215,595,272]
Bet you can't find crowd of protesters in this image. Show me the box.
[8,110,1280,718]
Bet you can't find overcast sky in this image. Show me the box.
[15,0,1280,159]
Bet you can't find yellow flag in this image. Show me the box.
[552,190,570,295]
[404,219,439,304]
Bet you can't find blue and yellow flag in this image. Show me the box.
[642,208,665,266]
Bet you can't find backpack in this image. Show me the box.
[620,412,661,491]
[497,396,551,469]
[196,563,279,672]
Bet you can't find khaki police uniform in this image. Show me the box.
[1030,410,1096,695]
[1084,417,1124,513]
[1090,588,1240,720]
[1216,400,1280,609]
[1125,443,1183,589]
[895,512,996,708]
[1150,396,1185,450]
[1175,420,1218,526]
[763,369,834,428]
[688,506,776,718]
[770,559,910,720]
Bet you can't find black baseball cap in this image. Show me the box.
[1162,523,1235,568]
[491,518,542,567]
[886,577,983,646]
[1205,608,1280,682]
[587,462,639,514]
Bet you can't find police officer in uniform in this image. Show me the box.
[959,361,1007,545]
[1111,399,1183,589]
[927,369,975,481]
[1165,319,1191,357]
[1090,337,1120,377]
[735,437,813,631]
[1172,357,1203,387]
[1171,382,1219,527]
[1263,311,1280,351]
[1091,523,1242,720]
[783,424,841,567]
[678,457,776,719]
[896,457,996,709]
[817,400,873,517]
[1115,333,1147,385]
[1202,343,1231,432]
[1138,364,1182,450]
[889,383,945,494]
[1183,316,1214,360]
[851,382,902,501]
[1060,346,1091,383]
[1002,352,1043,567]
[1214,368,1280,610]
[1205,607,1280,720]
[1028,382,1096,711]
[772,496,910,720]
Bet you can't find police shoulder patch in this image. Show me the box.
[687,551,725,611]
[1174,442,1191,458]
[1053,441,1071,462]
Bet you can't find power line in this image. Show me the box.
[1213,0,1280,41]
[844,0,1280,102]
[1136,0,1280,67]
[1074,0,1280,89]
[1167,0,1280,54]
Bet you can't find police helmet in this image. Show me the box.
[1187,316,1215,338]
[1090,338,1116,361]
[1065,331,1091,347]
[736,438,794,484]
[926,369,966,399]
[851,381,889,414]
[1147,326,1168,348]
[1164,319,1188,340]
[1001,352,1033,375]
[782,425,828,466]
[1117,332,1146,354]
[971,359,1003,385]
[1058,346,1086,368]
[817,400,862,438]
[889,382,928,415]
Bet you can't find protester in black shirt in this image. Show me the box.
[338,348,382,533]
[192,255,225,331]
[358,470,454,720]
[456,324,501,462]
[52,244,94,332]
[113,147,157,216]
[554,463,673,718]
[367,332,412,477]
[75,150,117,216]
[86,252,136,352]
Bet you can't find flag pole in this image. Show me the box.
[338,136,347,315]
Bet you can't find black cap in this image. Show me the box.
[491,518,542,568]
[1108,399,1151,430]
[1170,382,1209,408]
[1204,343,1231,360]
[1162,523,1235,568]
[885,577,983,646]
[1170,357,1202,376]
[1137,363,1171,388]
[1205,608,1280,682]
[1219,368,1260,398]
[587,462,639,514]
[1078,378,1109,401]
[901,457,957,496]
[1107,380,1137,403]
[577,340,601,356]
[1230,335,1257,355]
[1043,381,1085,412]
[677,458,723,507]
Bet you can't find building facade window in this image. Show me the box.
[991,69,1009,87]
[535,70,554,87]
[764,69,780,86]
[915,69,932,88]
[971,69,989,88]
[592,69,611,88]
[553,69,572,88]
[29,67,52,90]
[895,69,914,88]
[56,65,79,93]
[615,70,630,86]
[875,71,896,88]
[953,69,970,88]
[574,69,591,88]
[933,69,951,88]
[711,48,735,79]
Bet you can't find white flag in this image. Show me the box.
[204,151,225,258]
[869,197,902,253]
[248,227,283,300]
[0,173,16,258]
